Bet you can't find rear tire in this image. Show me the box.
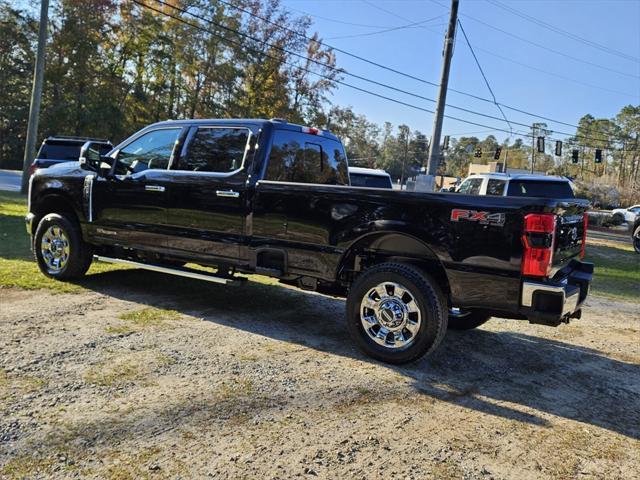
[346,263,448,364]
[447,310,491,330]
[34,213,93,280]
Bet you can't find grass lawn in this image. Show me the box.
[1,191,638,302]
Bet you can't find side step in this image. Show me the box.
[94,256,239,285]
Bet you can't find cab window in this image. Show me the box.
[458,178,483,195]
[265,130,348,185]
[486,179,506,196]
[114,128,181,175]
[180,127,250,173]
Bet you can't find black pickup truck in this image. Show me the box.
[26,119,593,363]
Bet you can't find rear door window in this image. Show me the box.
[180,127,250,173]
[265,130,348,185]
[506,180,574,198]
[486,179,506,196]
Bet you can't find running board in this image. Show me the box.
[93,256,238,285]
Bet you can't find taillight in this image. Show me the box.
[522,213,556,277]
[580,212,588,259]
[28,162,38,177]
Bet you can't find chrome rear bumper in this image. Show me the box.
[520,260,593,326]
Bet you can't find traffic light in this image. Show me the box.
[536,136,545,153]
[595,149,603,163]
[494,147,502,160]
[474,147,482,158]
[571,149,579,163]
[555,141,562,156]
[442,135,450,150]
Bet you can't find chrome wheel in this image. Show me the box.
[360,282,421,349]
[40,225,70,272]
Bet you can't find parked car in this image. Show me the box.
[29,136,113,176]
[26,118,592,364]
[456,173,575,198]
[348,166,393,189]
[611,205,640,224]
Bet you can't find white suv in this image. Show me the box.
[456,173,575,198]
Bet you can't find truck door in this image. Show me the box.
[90,127,185,248]
[163,125,254,263]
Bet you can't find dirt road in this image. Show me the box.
[1,270,639,479]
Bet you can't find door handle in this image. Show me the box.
[216,190,240,198]
[145,185,165,192]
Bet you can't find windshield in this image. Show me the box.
[349,173,393,189]
[506,180,574,198]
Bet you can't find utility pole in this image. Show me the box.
[21,0,50,193]
[530,124,535,174]
[425,0,458,186]
[400,132,409,189]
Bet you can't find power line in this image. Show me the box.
[131,0,528,139]
[136,0,633,147]
[215,0,638,130]
[456,19,513,135]
[427,0,639,91]
[463,10,639,79]
[326,15,444,41]
[486,0,640,64]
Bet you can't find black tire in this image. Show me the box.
[633,226,640,254]
[346,263,448,364]
[447,311,491,330]
[34,213,93,280]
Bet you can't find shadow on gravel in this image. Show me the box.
[77,268,640,440]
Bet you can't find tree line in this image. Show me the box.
[0,0,638,202]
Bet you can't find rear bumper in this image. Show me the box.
[520,260,593,326]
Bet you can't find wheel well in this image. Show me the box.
[338,233,451,298]
[31,194,80,234]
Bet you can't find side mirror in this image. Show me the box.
[79,141,113,177]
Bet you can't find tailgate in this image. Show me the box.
[552,200,590,270]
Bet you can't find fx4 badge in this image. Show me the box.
[451,209,505,226]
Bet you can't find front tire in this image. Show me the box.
[633,226,640,254]
[346,263,448,364]
[34,213,93,280]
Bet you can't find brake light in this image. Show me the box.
[580,212,588,259]
[301,126,322,135]
[522,213,556,277]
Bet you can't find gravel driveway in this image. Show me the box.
[1,270,639,479]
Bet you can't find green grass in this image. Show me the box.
[1,190,638,302]
[106,307,182,334]
[584,243,640,302]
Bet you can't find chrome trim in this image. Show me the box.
[521,280,580,317]
[216,189,240,198]
[93,256,237,285]
[27,174,34,213]
[145,185,166,192]
[25,213,35,235]
[83,174,95,222]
